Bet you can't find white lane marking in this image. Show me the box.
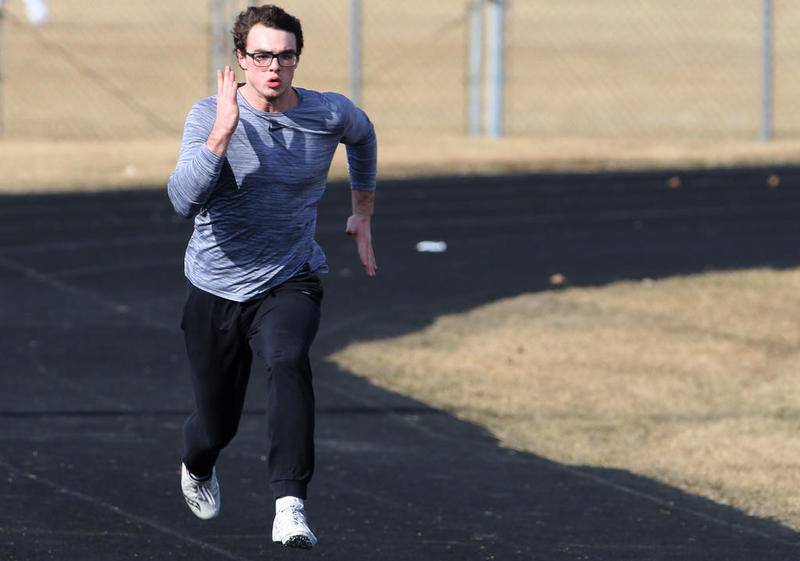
[0,458,256,561]
[0,254,173,332]
[28,340,133,411]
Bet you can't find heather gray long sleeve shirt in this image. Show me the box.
[167,87,377,302]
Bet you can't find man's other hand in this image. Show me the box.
[345,214,377,277]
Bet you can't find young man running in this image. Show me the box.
[167,4,377,549]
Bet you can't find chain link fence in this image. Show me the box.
[1,0,207,139]
[1,0,799,141]
[507,0,800,140]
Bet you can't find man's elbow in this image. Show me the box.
[359,125,377,149]
[167,183,197,219]
[174,204,196,219]
[172,199,198,219]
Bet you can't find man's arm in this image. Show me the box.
[167,66,239,218]
[339,95,378,277]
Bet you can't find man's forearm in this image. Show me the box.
[351,190,375,218]
[206,130,231,156]
[206,125,233,156]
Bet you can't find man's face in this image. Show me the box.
[237,24,299,102]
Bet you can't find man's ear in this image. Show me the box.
[235,49,247,70]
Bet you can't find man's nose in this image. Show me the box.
[268,57,281,70]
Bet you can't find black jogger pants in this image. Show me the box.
[180,267,323,500]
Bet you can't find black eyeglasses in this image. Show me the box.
[244,50,298,67]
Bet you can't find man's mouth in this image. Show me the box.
[267,77,281,88]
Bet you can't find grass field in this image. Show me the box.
[4,134,800,193]
[3,1,800,190]
[507,0,800,139]
[331,268,800,530]
[9,0,795,138]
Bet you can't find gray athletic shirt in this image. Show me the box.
[167,87,377,302]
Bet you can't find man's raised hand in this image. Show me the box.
[206,65,239,155]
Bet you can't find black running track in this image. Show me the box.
[2,168,800,561]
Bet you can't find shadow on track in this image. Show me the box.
[316,166,800,348]
[1,166,799,560]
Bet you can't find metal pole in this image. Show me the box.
[486,0,504,138]
[210,0,228,94]
[468,0,484,136]
[0,4,5,137]
[761,0,773,142]
[351,0,362,105]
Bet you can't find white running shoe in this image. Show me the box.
[181,463,220,520]
[272,497,317,548]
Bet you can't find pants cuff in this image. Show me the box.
[272,479,308,501]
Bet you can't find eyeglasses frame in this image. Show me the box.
[242,50,299,68]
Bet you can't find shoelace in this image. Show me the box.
[188,478,215,503]
[278,505,308,528]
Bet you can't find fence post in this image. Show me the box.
[468,0,484,136]
[486,0,504,138]
[351,0,362,105]
[761,0,773,142]
[210,0,230,94]
[0,5,5,137]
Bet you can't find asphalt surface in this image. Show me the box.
[2,167,800,560]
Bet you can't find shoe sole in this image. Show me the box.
[275,535,315,549]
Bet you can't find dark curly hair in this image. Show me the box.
[232,5,304,56]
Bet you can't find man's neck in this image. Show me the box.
[241,84,298,113]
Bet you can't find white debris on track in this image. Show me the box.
[416,241,448,253]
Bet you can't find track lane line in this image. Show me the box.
[0,458,257,561]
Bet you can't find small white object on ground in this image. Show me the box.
[416,241,447,253]
[24,0,48,25]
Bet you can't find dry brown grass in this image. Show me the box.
[3,1,800,192]
[3,134,800,193]
[330,268,800,529]
[507,0,800,139]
